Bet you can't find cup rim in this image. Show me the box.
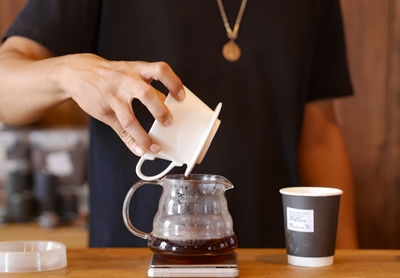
[279,187,343,197]
[0,240,65,254]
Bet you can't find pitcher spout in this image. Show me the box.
[219,177,234,191]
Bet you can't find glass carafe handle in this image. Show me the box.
[122,180,162,240]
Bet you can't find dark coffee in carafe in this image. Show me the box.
[123,174,239,258]
[148,234,238,256]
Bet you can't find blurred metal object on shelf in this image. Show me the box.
[33,169,61,228]
[33,169,56,212]
[38,211,60,229]
[58,185,79,222]
[7,191,34,222]
[0,130,31,223]
[29,129,88,186]
[0,207,6,224]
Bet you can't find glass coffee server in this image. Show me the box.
[123,174,239,277]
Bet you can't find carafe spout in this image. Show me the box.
[221,179,234,191]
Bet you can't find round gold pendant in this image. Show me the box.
[222,40,241,62]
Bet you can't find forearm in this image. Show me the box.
[0,49,70,125]
[297,123,358,248]
[0,36,185,155]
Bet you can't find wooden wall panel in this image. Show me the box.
[0,0,27,36]
[338,0,400,248]
[385,0,400,248]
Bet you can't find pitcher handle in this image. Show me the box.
[136,153,183,181]
[122,179,163,240]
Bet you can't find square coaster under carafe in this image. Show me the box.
[148,253,239,277]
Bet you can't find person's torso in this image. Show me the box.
[89,0,320,248]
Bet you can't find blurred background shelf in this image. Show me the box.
[0,223,87,248]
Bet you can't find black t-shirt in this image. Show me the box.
[4,0,353,248]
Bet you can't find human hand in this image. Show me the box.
[57,53,185,156]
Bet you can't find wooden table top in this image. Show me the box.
[1,248,399,277]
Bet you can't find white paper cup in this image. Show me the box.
[280,187,342,267]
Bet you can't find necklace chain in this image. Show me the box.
[216,0,248,40]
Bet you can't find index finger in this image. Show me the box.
[133,61,185,101]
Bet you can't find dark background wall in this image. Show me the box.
[1,0,399,248]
